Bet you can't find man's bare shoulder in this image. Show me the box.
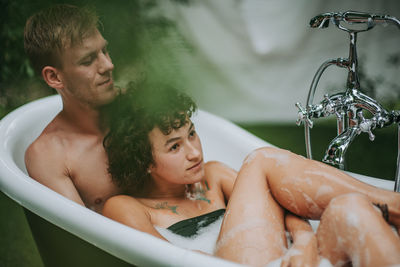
[24,112,85,178]
[23,115,88,201]
[24,114,117,209]
[25,115,72,163]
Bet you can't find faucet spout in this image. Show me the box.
[322,127,359,169]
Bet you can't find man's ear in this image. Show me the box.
[42,66,63,90]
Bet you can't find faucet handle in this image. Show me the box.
[357,111,376,141]
[323,94,341,117]
[295,102,314,128]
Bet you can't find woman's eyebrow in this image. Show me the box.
[164,122,194,147]
[165,137,180,147]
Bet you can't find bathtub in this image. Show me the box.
[0,95,394,267]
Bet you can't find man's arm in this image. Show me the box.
[25,140,85,206]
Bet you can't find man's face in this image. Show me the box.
[57,29,116,107]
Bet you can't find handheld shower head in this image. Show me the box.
[309,12,333,28]
[310,11,400,32]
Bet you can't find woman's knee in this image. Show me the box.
[243,147,293,168]
[331,193,369,205]
[322,193,371,221]
[318,194,370,247]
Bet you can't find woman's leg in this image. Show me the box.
[215,150,287,266]
[251,147,400,227]
[214,146,400,266]
[317,193,400,266]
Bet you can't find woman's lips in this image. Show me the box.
[187,160,203,171]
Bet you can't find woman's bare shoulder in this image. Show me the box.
[103,195,148,219]
[204,161,237,200]
[204,161,237,181]
[102,194,168,240]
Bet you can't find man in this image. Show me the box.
[24,4,120,212]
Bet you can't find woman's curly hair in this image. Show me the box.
[102,82,197,194]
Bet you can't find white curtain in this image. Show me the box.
[159,0,400,123]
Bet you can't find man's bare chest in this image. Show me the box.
[68,142,121,211]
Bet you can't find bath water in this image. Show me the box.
[155,214,223,254]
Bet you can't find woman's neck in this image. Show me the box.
[140,179,188,200]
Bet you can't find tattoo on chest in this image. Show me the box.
[205,180,210,190]
[195,195,211,204]
[185,182,211,204]
[154,202,179,214]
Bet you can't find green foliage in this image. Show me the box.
[0,0,56,119]
[1,1,34,84]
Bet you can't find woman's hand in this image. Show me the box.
[281,230,319,267]
[282,213,320,267]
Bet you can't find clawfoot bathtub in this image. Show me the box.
[0,95,394,266]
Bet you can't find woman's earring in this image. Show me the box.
[147,169,151,174]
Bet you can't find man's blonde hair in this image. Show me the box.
[24,4,100,75]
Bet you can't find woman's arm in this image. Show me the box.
[204,161,237,202]
[102,195,168,240]
[282,213,320,267]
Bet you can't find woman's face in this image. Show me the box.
[148,121,204,185]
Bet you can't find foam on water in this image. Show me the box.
[266,256,333,267]
[155,215,223,254]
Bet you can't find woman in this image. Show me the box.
[102,83,400,267]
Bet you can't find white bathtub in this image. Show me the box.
[0,95,394,266]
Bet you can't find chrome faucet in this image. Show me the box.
[295,11,400,190]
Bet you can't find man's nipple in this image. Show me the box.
[95,198,102,205]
